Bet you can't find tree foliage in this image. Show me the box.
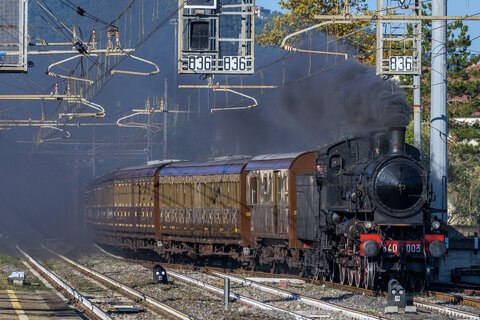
[402,4,480,224]
[256,0,377,64]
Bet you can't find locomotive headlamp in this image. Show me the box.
[432,220,441,230]
[364,221,374,230]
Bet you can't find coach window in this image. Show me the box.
[149,182,154,206]
[278,174,283,204]
[248,172,258,205]
[195,183,200,208]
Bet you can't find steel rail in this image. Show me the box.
[424,290,480,309]
[16,246,113,320]
[323,281,480,319]
[166,269,311,320]
[43,246,195,320]
[413,299,480,320]
[211,271,390,320]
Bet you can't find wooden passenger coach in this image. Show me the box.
[156,158,251,248]
[85,152,316,265]
[85,162,173,250]
[246,152,317,247]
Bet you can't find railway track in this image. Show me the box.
[323,281,480,320]
[40,246,195,320]
[17,246,113,320]
[150,260,480,319]
[166,268,390,320]
[103,254,388,319]
[100,247,480,319]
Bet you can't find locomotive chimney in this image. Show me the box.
[389,127,406,155]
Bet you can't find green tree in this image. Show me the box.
[403,4,480,224]
[256,0,377,64]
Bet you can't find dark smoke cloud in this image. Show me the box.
[178,59,412,158]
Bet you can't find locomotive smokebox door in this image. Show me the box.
[153,264,168,284]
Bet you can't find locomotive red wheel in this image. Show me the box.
[339,258,347,284]
[354,256,362,287]
[347,260,354,286]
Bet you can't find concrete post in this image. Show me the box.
[224,278,230,310]
[414,75,421,154]
[430,0,448,221]
[413,0,422,157]
[163,78,168,160]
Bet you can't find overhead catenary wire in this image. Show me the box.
[56,0,110,26]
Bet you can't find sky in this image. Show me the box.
[255,0,480,53]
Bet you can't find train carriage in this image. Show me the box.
[155,157,251,261]
[245,152,316,269]
[85,127,447,289]
[85,161,173,251]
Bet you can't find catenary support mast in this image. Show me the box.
[430,0,448,221]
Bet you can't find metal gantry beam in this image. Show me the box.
[314,15,480,20]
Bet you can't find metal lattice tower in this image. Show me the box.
[376,0,422,77]
[178,0,255,74]
[0,0,27,73]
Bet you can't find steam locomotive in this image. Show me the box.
[85,127,447,289]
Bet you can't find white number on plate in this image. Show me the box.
[405,243,422,253]
[223,56,247,71]
[188,56,212,71]
[389,56,413,72]
[383,243,398,253]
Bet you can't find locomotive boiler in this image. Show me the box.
[85,126,447,289]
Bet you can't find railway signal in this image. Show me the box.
[178,0,255,75]
[0,0,28,73]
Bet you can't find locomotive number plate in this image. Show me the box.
[383,241,422,256]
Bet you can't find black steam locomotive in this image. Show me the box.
[85,127,447,289]
[298,127,446,288]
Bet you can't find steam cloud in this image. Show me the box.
[180,60,412,158]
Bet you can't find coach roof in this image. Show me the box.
[159,158,250,176]
[245,151,313,170]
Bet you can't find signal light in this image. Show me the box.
[189,21,210,50]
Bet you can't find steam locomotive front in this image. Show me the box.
[358,128,447,286]
[316,127,447,288]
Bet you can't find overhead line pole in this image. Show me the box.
[414,0,422,155]
[314,3,476,223]
[430,0,448,221]
[163,78,168,160]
